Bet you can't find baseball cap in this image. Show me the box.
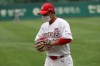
[38,3,55,15]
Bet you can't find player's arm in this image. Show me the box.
[34,25,47,52]
[34,24,45,48]
[34,24,45,42]
[49,38,72,46]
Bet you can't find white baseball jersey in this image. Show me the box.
[35,18,73,56]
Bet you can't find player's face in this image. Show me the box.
[42,13,51,22]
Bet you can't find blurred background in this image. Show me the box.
[0,0,100,66]
[0,0,100,20]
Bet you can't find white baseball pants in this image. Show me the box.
[44,55,73,66]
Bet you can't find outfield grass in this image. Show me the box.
[0,17,100,66]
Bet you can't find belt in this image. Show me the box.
[49,55,64,60]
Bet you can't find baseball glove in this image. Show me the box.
[35,39,52,52]
[35,40,46,52]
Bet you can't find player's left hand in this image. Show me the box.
[34,40,52,52]
[35,40,46,52]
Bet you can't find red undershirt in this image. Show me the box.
[58,38,72,45]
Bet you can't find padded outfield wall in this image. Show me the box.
[0,1,100,20]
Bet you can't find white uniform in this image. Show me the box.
[35,18,73,66]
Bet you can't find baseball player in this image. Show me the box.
[34,3,73,66]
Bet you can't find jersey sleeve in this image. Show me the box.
[60,20,73,39]
[34,25,44,42]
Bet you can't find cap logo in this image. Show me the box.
[41,6,44,9]
[49,8,52,10]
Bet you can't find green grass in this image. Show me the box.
[0,17,100,66]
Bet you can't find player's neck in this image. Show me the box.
[49,16,57,25]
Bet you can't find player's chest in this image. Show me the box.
[42,25,61,38]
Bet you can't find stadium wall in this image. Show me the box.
[0,1,100,20]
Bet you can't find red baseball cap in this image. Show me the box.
[38,3,55,15]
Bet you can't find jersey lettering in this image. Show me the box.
[42,28,60,39]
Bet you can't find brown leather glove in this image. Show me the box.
[35,40,46,52]
[35,39,52,52]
